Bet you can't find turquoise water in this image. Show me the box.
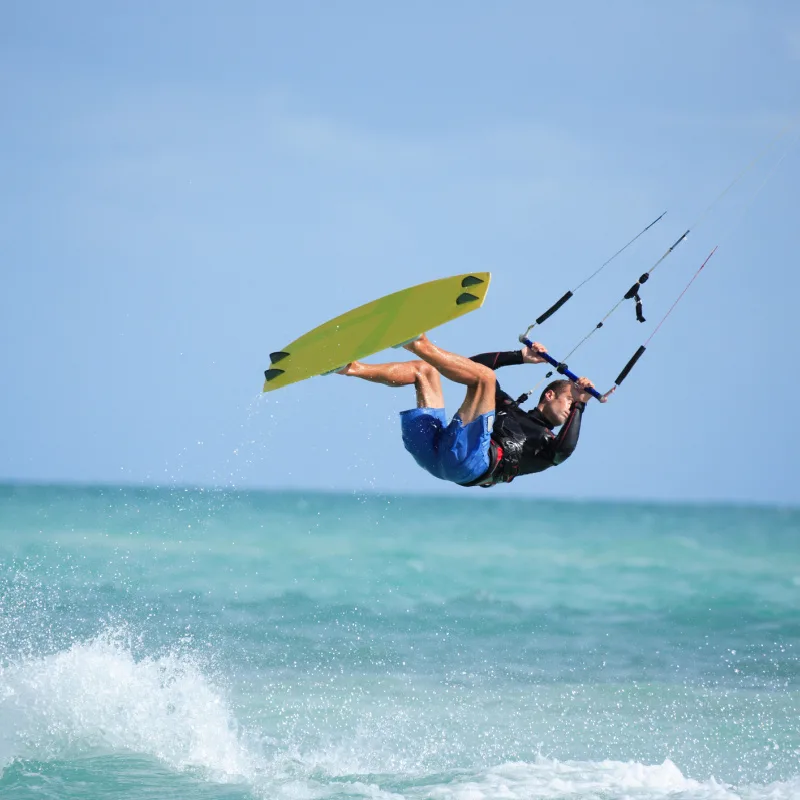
[0,484,798,799]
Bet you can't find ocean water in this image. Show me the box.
[0,484,798,800]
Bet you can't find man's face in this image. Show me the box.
[540,387,573,427]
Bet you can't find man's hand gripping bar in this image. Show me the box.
[519,336,614,403]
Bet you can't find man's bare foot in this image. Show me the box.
[402,333,429,353]
[321,362,356,376]
[336,361,359,376]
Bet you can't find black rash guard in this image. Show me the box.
[469,350,585,478]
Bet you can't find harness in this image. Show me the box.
[458,440,508,488]
[460,406,536,488]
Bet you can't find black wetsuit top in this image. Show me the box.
[468,350,585,482]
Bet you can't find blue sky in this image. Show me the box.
[2,1,799,504]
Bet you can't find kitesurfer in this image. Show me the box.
[337,334,597,487]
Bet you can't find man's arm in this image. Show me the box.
[548,401,584,465]
[542,378,593,465]
[470,341,549,371]
[469,350,524,370]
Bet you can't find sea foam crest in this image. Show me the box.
[414,757,774,800]
[0,628,259,783]
[1,632,798,800]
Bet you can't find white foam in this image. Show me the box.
[1,638,798,800]
[0,628,259,783]
[411,757,794,800]
[245,743,800,800]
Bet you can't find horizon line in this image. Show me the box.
[1,478,797,513]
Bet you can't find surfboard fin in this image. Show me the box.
[456,292,480,305]
[264,368,285,382]
[461,275,485,288]
[269,351,290,363]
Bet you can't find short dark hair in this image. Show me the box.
[538,379,571,405]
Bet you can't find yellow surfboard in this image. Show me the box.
[263,272,491,392]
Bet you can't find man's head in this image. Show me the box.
[536,379,573,427]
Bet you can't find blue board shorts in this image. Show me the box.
[400,407,495,485]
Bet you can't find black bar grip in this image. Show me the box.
[535,291,573,325]
[614,345,646,385]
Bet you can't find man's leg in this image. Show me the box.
[402,334,495,424]
[339,359,444,409]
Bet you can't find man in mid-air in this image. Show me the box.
[338,334,599,488]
